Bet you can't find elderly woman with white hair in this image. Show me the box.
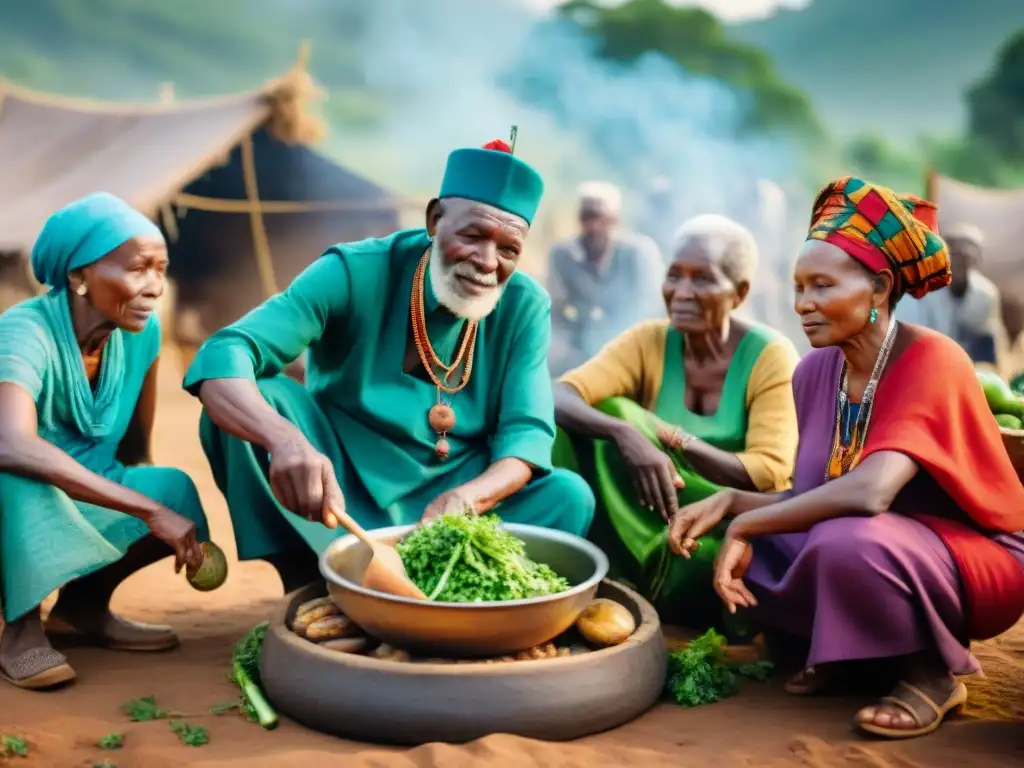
[553,213,799,635]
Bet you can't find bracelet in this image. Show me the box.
[670,428,696,452]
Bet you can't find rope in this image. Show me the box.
[240,134,279,298]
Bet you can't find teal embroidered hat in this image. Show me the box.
[438,139,544,225]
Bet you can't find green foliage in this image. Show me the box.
[231,623,278,730]
[968,30,1024,164]
[734,0,1024,141]
[397,512,570,603]
[664,629,773,708]
[0,735,28,757]
[168,721,209,747]
[96,733,124,751]
[557,0,820,136]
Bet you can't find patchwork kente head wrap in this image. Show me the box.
[807,176,951,299]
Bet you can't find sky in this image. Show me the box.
[522,0,810,22]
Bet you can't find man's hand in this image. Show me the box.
[268,435,343,528]
[421,487,476,525]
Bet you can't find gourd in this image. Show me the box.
[186,541,229,592]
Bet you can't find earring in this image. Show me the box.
[869,307,878,324]
[75,284,88,297]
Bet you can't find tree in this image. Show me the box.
[555,0,821,136]
[967,30,1024,163]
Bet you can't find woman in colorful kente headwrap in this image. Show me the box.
[553,214,799,636]
[0,193,208,690]
[669,177,1024,738]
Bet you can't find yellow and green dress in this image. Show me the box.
[554,319,798,629]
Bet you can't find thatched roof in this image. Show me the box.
[0,53,332,251]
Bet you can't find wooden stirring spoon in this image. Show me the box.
[324,503,427,600]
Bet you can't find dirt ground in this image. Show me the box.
[0,351,1021,768]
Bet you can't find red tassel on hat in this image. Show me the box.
[482,139,512,153]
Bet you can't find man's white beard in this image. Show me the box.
[428,240,504,321]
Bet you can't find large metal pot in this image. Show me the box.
[319,523,608,657]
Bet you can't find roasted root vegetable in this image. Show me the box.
[576,599,636,647]
[304,615,358,642]
[319,637,371,654]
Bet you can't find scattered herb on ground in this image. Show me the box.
[209,701,240,715]
[96,733,124,750]
[169,721,209,747]
[231,623,278,729]
[397,511,570,602]
[92,761,118,768]
[0,735,27,757]
[665,629,774,707]
[121,695,169,722]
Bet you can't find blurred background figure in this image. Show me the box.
[547,181,665,376]
[896,222,1008,367]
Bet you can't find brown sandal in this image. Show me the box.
[46,614,180,652]
[0,647,77,690]
[857,679,968,739]
[784,666,832,696]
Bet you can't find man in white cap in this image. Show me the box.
[896,222,1007,366]
[547,181,665,376]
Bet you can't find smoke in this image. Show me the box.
[339,0,801,232]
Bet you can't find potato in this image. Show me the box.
[576,598,636,647]
[319,636,370,654]
[305,614,360,642]
[295,597,336,617]
[291,602,343,636]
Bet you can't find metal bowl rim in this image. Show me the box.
[319,522,610,608]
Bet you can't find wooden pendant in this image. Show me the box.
[428,403,456,433]
[434,437,450,461]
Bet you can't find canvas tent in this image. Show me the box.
[926,171,1024,344]
[0,51,412,335]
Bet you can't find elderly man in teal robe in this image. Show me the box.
[183,139,595,590]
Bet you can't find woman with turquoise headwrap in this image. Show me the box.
[0,193,209,690]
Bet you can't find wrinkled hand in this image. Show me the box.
[147,506,203,574]
[668,491,732,558]
[713,527,757,615]
[268,436,342,529]
[613,425,684,522]
[421,487,476,525]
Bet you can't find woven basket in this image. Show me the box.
[1000,427,1024,483]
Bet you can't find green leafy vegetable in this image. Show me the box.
[1,735,28,757]
[665,629,774,708]
[96,733,124,750]
[168,721,209,747]
[231,623,278,730]
[397,512,570,602]
[120,695,169,722]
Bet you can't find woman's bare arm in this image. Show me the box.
[730,451,917,538]
[0,382,166,520]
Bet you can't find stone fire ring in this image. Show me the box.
[260,579,667,745]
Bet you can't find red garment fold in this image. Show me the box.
[861,325,1024,639]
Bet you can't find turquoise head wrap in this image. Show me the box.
[30,192,163,289]
[438,140,544,225]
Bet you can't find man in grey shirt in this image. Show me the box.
[546,181,665,376]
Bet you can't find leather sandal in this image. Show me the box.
[857,679,968,739]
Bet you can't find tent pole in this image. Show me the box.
[240,134,280,298]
